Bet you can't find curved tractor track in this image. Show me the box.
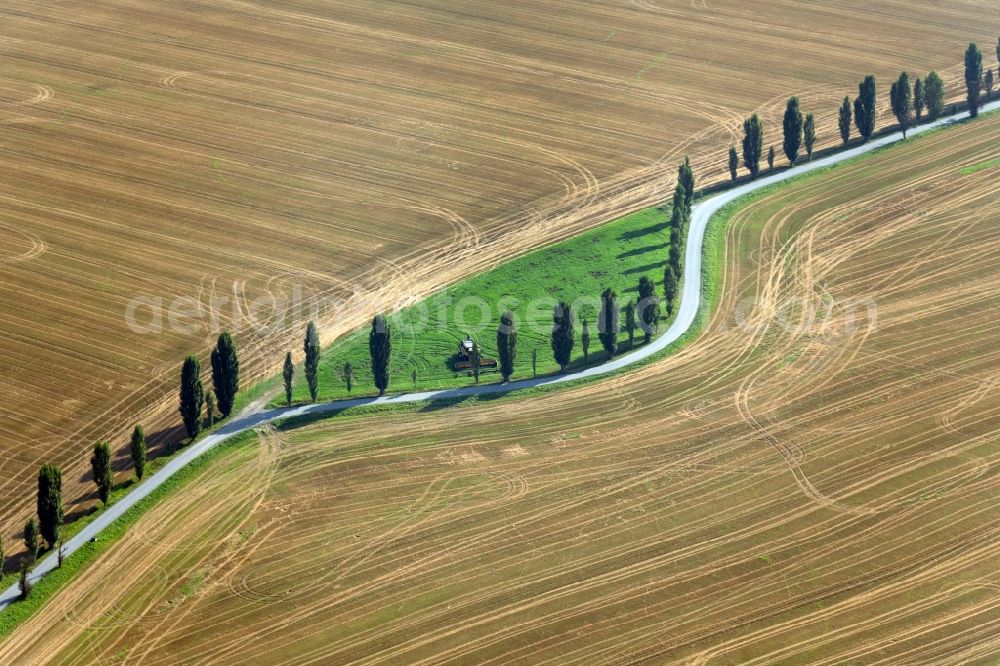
[2,100,997,616]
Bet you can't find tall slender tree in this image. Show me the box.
[90,441,113,506]
[668,226,683,273]
[677,157,695,210]
[965,43,983,118]
[303,321,320,402]
[551,302,574,372]
[782,96,803,165]
[913,77,925,120]
[130,424,147,481]
[890,71,913,137]
[924,71,945,120]
[342,361,353,393]
[985,69,995,102]
[767,146,775,171]
[531,349,537,377]
[23,518,38,563]
[803,113,816,161]
[210,331,239,418]
[282,351,294,406]
[179,355,204,440]
[996,36,1000,70]
[37,464,62,548]
[18,561,31,599]
[838,96,853,144]
[623,300,636,346]
[599,289,619,358]
[742,114,764,178]
[581,319,591,365]
[663,265,678,317]
[369,315,391,395]
[669,181,690,247]
[637,276,660,343]
[727,145,738,182]
[853,75,877,141]
[496,310,517,382]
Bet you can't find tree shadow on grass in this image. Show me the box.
[617,242,666,259]
[624,260,667,276]
[618,221,668,241]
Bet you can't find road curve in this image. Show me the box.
[3,100,997,612]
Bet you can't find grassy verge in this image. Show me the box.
[278,204,679,406]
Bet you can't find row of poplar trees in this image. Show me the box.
[727,40,998,181]
[283,317,393,405]
[10,332,238,597]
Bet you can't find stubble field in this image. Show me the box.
[4,109,999,663]
[0,0,993,552]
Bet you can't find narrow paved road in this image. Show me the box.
[3,100,996,612]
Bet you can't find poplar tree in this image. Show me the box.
[303,321,320,402]
[742,114,764,178]
[669,180,690,246]
[854,75,877,141]
[37,464,62,548]
[623,300,636,346]
[782,96,803,165]
[677,157,695,209]
[369,315,391,395]
[727,145,738,181]
[282,351,294,406]
[530,349,537,377]
[668,225,683,274]
[179,355,204,439]
[985,69,995,102]
[496,310,517,382]
[23,518,38,562]
[551,302,574,372]
[599,289,619,358]
[130,424,147,480]
[18,561,31,599]
[210,331,239,417]
[838,96,853,144]
[90,441,113,506]
[803,113,815,161]
[581,319,591,365]
[342,361,353,393]
[637,276,660,343]
[767,146,775,171]
[965,43,983,118]
[663,265,678,317]
[890,71,912,137]
[913,77,925,120]
[924,71,945,120]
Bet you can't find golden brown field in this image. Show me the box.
[4,108,999,664]
[0,0,993,550]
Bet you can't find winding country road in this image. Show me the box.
[3,99,997,612]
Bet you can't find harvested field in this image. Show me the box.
[5,109,1000,663]
[0,0,994,552]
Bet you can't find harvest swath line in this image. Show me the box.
[2,99,996,614]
